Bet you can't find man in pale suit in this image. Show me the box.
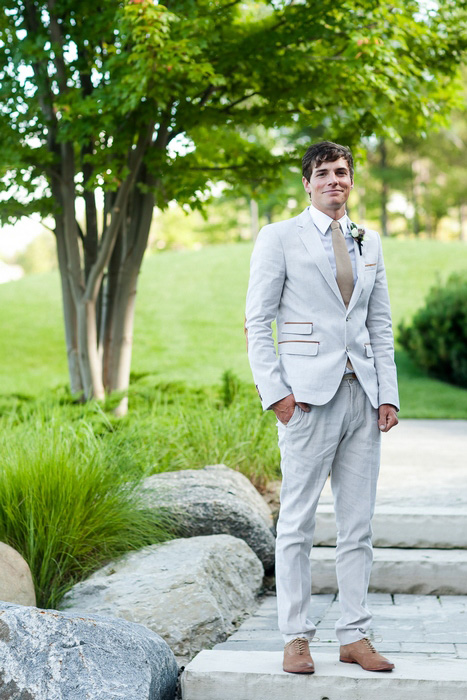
[245,141,399,674]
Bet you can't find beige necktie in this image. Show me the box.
[331,220,354,370]
[330,220,354,308]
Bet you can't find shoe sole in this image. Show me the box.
[283,668,315,674]
[340,659,394,671]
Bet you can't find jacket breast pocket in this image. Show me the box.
[278,341,319,356]
[282,322,313,335]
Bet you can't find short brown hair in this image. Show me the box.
[302,141,354,181]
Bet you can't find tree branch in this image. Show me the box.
[23,0,58,145]
[77,222,85,243]
[85,123,155,303]
[221,91,259,112]
[186,164,259,171]
[197,85,222,109]
[153,102,174,150]
[47,0,69,93]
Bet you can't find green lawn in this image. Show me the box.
[1,237,466,417]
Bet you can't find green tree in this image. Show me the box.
[0,0,465,412]
[410,105,467,239]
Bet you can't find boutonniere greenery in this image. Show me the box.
[350,222,366,256]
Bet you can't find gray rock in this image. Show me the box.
[0,542,36,607]
[61,535,264,658]
[0,602,178,700]
[141,465,275,571]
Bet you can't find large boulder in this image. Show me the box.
[0,542,36,606]
[61,535,264,658]
[0,602,178,700]
[141,465,275,571]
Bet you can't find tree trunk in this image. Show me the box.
[77,297,106,400]
[107,266,139,416]
[410,164,420,236]
[356,184,366,224]
[101,226,123,390]
[249,198,259,240]
[425,212,433,238]
[105,189,155,415]
[379,140,389,237]
[50,128,153,410]
[459,203,467,242]
[55,227,83,397]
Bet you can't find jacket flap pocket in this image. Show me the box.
[283,322,313,335]
[278,341,319,356]
[365,343,374,357]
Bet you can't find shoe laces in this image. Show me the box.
[362,637,377,654]
[292,638,309,655]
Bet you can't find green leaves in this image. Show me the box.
[0,0,465,218]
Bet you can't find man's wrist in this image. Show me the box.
[379,403,399,412]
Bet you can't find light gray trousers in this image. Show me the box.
[275,376,381,646]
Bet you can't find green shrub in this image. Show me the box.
[0,420,174,609]
[101,376,281,489]
[0,375,281,485]
[398,273,467,388]
[0,375,280,606]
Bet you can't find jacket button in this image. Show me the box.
[345,346,350,352]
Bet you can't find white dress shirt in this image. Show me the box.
[308,204,357,285]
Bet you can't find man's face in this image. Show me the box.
[302,156,353,215]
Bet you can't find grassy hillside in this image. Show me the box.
[1,237,466,417]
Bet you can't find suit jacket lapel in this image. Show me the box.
[296,209,344,306]
[347,238,365,314]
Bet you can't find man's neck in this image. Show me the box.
[310,202,346,220]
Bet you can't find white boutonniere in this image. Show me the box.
[350,222,366,256]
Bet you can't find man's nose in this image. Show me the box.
[328,172,338,184]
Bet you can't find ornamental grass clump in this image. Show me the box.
[0,421,174,609]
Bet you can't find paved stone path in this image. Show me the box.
[217,420,467,658]
[215,592,467,659]
[182,420,467,698]
[322,418,467,507]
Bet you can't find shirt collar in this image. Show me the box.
[308,203,350,236]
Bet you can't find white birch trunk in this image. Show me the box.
[249,198,259,240]
[77,299,106,400]
[107,269,139,416]
[460,203,467,242]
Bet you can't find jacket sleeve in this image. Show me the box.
[245,225,292,410]
[366,233,400,410]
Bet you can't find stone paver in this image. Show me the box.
[310,547,467,595]
[314,504,467,548]
[215,593,467,659]
[182,421,467,699]
[182,650,467,700]
[320,419,467,507]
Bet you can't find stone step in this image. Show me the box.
[181,650,467,700]
[314,504,467,549]
[311,547,467,595]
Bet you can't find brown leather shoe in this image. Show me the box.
[340,637,394,671]
[283,637,315,674]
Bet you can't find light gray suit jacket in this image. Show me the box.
[245,208,399,411]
